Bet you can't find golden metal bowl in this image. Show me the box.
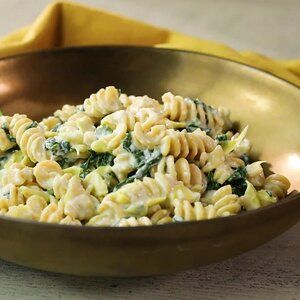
[0,46,299,277]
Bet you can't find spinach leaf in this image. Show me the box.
[240,154,250,165]
[114,149,162,191]
[225,167,247,196]
[216,134,228,142]
[44,138,75,168]
[1,123,16,142]
[122,132,134,152]
[47,189,55,196]
[185,122,201,133]
[52,123,62,132]
[122,132,145,164]
[25,121,38,130]
[95,125,113,139]
[206,171,222,191]
[206,167,247,196]
[44,138,71,157]
[80,151,115,178]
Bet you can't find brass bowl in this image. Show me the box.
[0,46,299,277]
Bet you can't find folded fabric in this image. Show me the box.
[0,1,299,86]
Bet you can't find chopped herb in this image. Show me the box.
[226,167,247,196]
[95,125,113,139]
[25,121,38,130]
[266,190,273,197]
[206,171,221,191]
[80,151,115,178]
[216,134,228,142]
[240,154,250,165]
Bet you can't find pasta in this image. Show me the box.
[0,86,291,226]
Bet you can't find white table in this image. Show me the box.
[0,1,299,299]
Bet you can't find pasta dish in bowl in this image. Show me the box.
[0,46,298,276]
[0,86,291,226]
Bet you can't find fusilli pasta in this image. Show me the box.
[0,86,290,226]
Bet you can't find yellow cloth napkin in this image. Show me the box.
[0,1,299,86]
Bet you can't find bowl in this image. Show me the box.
[0,46,299,277]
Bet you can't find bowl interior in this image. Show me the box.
[0,46,299,190]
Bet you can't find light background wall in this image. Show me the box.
[0,0,299,58]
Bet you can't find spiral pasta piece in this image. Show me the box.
[92,110,128,152]
[173,199,217,221]
[210,185,241,216]
[264,174,290,200]
[161,128,216,159]
[8,114,49,162]
[117,216,152,227]
[154,156,207,193]
[6,195,47,221]
[1,163,33,186]
[33,161,63,190]
[0,184,24,211]
[83,86,123,119]
[246,161,265,187]
[133,122,166,149]
[54,104,78,122]
[162,92,197,122]
[40,202,64,223]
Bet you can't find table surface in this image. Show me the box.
[0,1,299,299]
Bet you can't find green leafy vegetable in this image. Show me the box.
[44,138,75,167]
[216,134,228,142]
[115,138,162,191]
[206,167,247,196]
[122,132,146,165]
[220,126,248,154]
[1,123,16,142]
[52,123,62,132]
[206,171,221,191]
[185,122,201,133]
[95,125,113,139]
[25,121,38,130]
[80,151,115,178]
[44,138,71,157]
[240,154,250,165]
[226,167,247,196]
[47,189,55,196]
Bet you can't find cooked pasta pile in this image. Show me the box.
[0,86,290,226]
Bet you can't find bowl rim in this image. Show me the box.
[1,45,300,90]
[0,45,299,232]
